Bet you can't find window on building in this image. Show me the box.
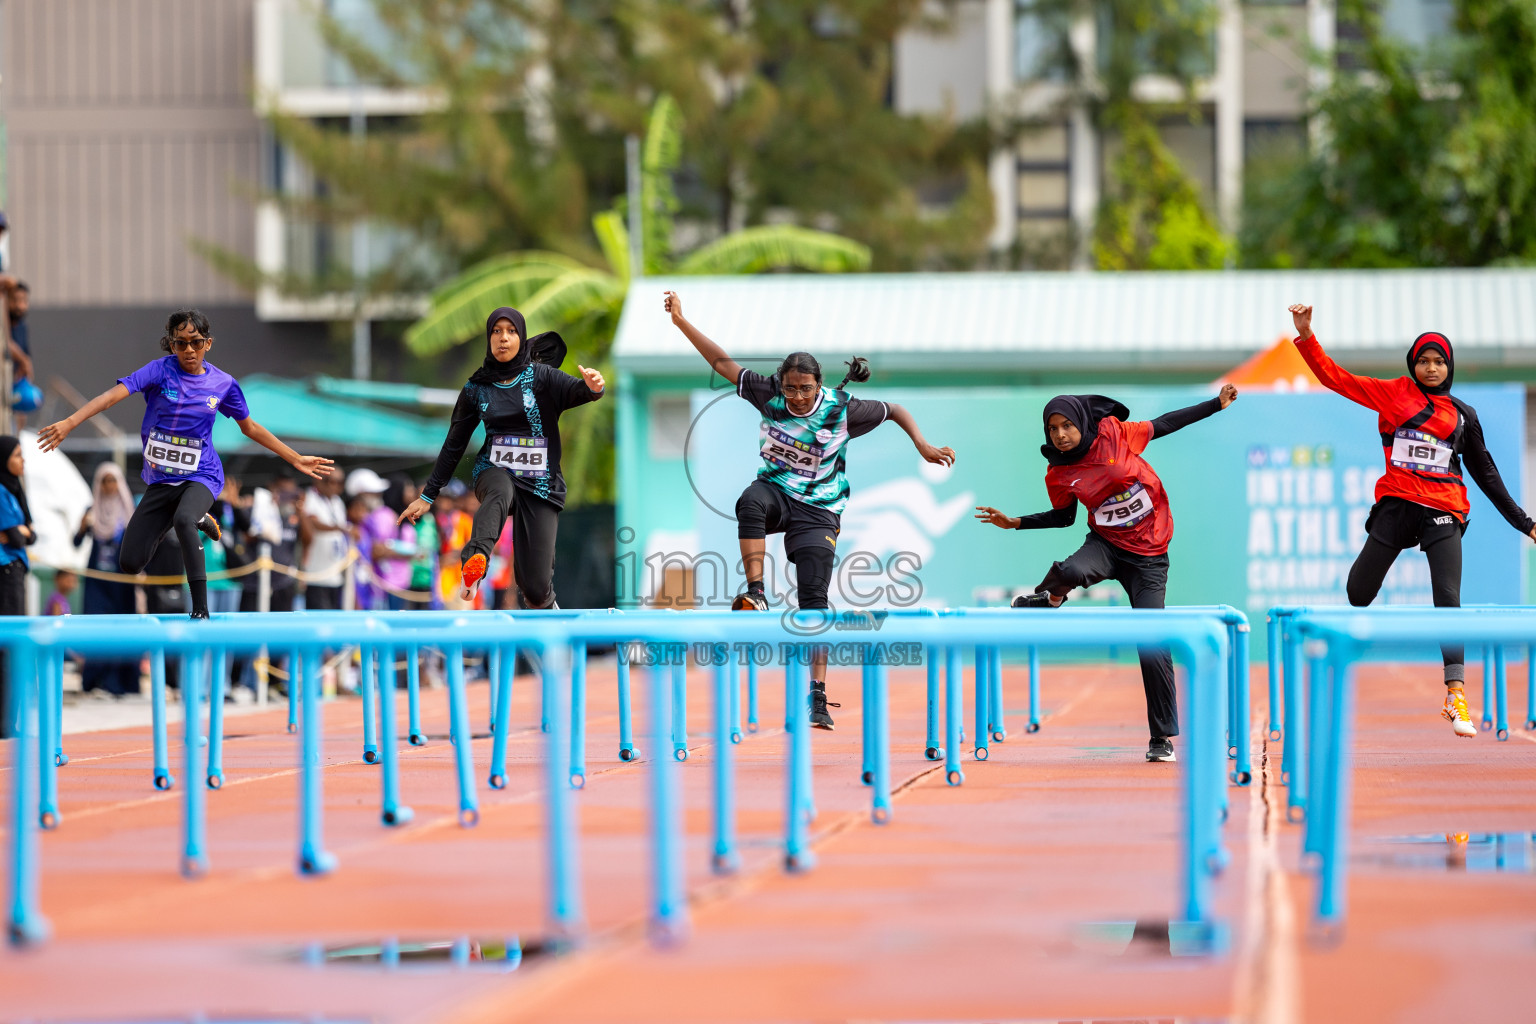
[1018,123,1071,221]
[1015,1,1067,83]
[1244,119,1307,168]
[648,395,693,460]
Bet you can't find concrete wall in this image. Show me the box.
[1,0,263,307]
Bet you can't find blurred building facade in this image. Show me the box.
[0,0,334,436]
[892,0,1452,266]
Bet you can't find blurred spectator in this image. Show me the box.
[346,468,388,609]
[205,477,253,616]
[73,463,138,697]
[0,436,32,736]
[435,478,476,609]
[264,475,302,612]
[489,519,515,609]
[0,277,38,426]
[408,483,441,610]
[365,474,426,611]
[301,473,349,610]
[45,569,74,616]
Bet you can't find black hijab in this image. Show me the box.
[467,306,569,385]
[1407,331,1454,396]
[0,435,31,525]
[381,474,413,517]
[1040,395,1130,467]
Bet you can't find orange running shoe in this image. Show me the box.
[1442,687,1477,738]
[460,553,488,602]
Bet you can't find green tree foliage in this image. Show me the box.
[541,1,994,270]
[405,95,871,505]
[1241,0,1536,267]
[1026,0,1231,269]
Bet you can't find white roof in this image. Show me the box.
[613,269,1536,372]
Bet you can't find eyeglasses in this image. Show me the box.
[781,384,819,396]
[171,337,209,352]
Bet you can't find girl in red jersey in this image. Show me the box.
[1288,303,1536,738]
[975,386,1239,763]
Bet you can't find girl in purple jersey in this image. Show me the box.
[37,309,333,619]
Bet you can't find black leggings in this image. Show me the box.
[1347,532,1464,678]
[120,482,215,616]
[463,471,561,609]
[1037,531,1178,740]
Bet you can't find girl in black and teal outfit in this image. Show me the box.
[664,290,955,730]
[398,306,605,607]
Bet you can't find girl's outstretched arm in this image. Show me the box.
[975,504,1076,530]
[237,418,333,480]
[664,290,744,385]
[886,403,955,466]
[37,383,131,452]
[1149,384,1238,439]
[1289,303,1398,412]
[1459,407,1536,541]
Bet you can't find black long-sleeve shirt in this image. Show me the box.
[1014,398,1222,529]
[422,364,603,510]
[1454,399,1534,535]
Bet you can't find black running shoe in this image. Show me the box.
[1011,590,1064,609]
[808,680,840,731]
[1146,737,1176,762]
[731,591,769,611]
[197,513,221,542]
[189,609,210,621]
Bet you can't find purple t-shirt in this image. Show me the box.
[118,357,249,494]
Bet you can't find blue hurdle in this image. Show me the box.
[7,607,1237,954]
[1286,608,1536,931]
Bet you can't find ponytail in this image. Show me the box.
[837,357,870,389]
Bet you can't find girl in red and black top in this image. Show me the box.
[1289,303,1536,738]
[976,386,1239,763]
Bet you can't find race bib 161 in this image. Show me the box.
[1389,428,1453,474]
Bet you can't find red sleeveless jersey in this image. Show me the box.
[1295,334,1470,521]
[1044,417,1174,556]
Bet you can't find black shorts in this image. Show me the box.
[1364,496,1466,551]
[735,479,840,557]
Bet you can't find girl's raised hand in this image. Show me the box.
[398,497,433,526]
[578,364,605,392]
[292,456,334,481]
[918,441,955,467]
[663,290,683,324]
[1218,383,1239,409]
[1289,303,1313,340]
[36,419,73,452]
[974,506,1018,529]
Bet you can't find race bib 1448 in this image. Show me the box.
[490,435,549,477]
[143,430,203,473]
[1092,481,1153,529]
[759,425,825,479]
[1390,428,1453,474]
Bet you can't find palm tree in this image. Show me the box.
[403,95,871,504]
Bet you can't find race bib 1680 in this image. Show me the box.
[143,430,203,474]
[1092,481,1153,529]
[1389,428,1453,474]
[490,435,549,477]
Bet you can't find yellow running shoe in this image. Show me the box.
[460,553,488,602]
[1442,687,1477,738]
